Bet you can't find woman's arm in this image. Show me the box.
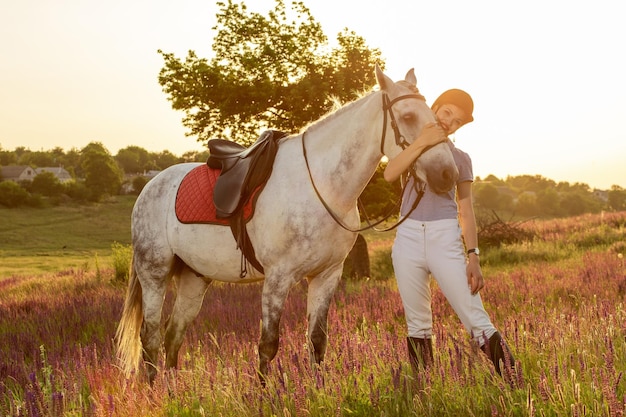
[457,181,484,295]
[383,123,447,182]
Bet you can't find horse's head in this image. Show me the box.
[376,65,458,193]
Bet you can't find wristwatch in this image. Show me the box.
[467,248,480,256]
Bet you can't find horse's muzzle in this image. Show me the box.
[427,165,459,194]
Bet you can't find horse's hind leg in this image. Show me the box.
[306,265,343,366]
[137,260,171,384]
[164,265,211,371]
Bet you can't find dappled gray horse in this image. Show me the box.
[116,65,458,384]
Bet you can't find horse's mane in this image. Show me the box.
[299,88,375,133]
[300,81,424,134]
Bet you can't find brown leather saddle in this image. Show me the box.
[207,130,288,277]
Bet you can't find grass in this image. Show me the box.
[1,204,626,416]
[0,196,134,276]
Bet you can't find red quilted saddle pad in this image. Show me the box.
[175,164,254,224]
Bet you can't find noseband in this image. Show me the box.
[303,90,428,233]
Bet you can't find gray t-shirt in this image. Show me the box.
[400,142,473,221]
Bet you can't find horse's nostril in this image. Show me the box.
[441,169,453,184]
[436,168,458,192]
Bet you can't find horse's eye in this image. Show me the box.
[402,113,416,122]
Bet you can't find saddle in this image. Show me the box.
[207,129,288,276]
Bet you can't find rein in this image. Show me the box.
[302,91,427,233]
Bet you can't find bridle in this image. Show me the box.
[380,91,424,154]
[302,90,429,233]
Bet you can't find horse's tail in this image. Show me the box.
[115,253,143,377]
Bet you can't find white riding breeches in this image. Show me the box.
[392,218,497,344]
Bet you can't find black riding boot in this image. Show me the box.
[480,331,515,377]
[407,337,433,370]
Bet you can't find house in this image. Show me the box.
[593,189,609,203]
[0,165,72,183]
[0,165,38,182]
[143,170,161,179]
[36,167,73,183]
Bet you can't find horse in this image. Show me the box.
[115,65,459,384]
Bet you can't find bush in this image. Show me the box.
[64,181,90,202]
[342,234,371,279]
[111,242,132,283]
[31,172,64,197]
[132,176,148,195]
[0,181,33,207]
[370,248,394,280]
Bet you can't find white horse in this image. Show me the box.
[116,65,459,384]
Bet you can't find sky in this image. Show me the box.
[1,0,625,190]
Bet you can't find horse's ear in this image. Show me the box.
[405,68,417,86]
[375,64,393,91]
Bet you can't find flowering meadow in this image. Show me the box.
[1,212,625,416]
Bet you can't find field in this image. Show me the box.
[0,196,134,277]
[1,202,625,416]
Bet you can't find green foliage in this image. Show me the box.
[369,247,395,280]
[63,180,90,201]
[481,212,626,267]
[16,149,57,167]
[0,196,134,276]
[535,187,560,216]
[111,242,132,283]
[0,180,31,207]
[2,211,626,415]
[608,185,626,211]
[115,145,152,174]
[80,142,124,201]
[0,146,17,166]
[158,0,383,145]
[0,144,212,206]
[515,192,538,217]
[30,171,64,197]
[131,175,148,195]
[359,164,401,219]
[153,149,181,170]
[474,182,501,210]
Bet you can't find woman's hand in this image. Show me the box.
[418,123,448,149]
[466,256,484,295]
[383,123,447,182]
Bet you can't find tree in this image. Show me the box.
[506,174,555,193]
[17,150,56,167]
[181,149,210,163]
[536,187,560,216]
[516,192,539,217]
[158,0,383,145]
[358,164,401,219]
[475,183,501,211]
[0,181,30,207]
[0,146,17,166]
[80,142,124,201]
[153,150,181,170]
[131,176,149,195]
[608,186,626,211]
[115,146,152,174]
[31,172,64,197]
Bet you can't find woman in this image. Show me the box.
[384,89,515,378]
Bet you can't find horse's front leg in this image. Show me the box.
[306,263,343,366]
[258,273,293,384]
